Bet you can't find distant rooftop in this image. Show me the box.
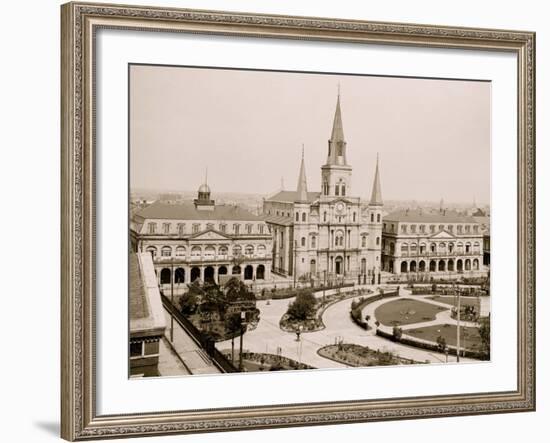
[134,201,264,222]
[266,190,321,203]
[384,209,478,223]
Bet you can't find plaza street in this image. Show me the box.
[216,288,478,368]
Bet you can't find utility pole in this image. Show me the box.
[456,287,461,363]
[239,311,247,371]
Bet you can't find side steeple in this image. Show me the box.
[296,144,308,202]
[369,154,383,206]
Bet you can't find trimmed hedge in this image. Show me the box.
[349,290,399,330]
[376,328,487,360]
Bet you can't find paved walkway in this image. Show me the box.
[216,289,477,367]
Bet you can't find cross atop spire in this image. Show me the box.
[369,153,383,206]
[296,144,308,203]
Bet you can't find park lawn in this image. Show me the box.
[374,298,448,326]
[428,296,480,308]
[405,324,483,351]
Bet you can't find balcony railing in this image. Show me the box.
[153,254,272,263]
[384,250,482,258]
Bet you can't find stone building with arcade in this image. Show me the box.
[381,209,487,279]
[263,92,384,285]
[130,181,272,293]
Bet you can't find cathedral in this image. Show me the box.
[263,92,383,285]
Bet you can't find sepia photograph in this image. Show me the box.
[128,64,491,378]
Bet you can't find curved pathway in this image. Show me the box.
[216,287,476,368]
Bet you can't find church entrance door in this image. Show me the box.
[335,256,343,275]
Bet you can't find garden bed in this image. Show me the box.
[318,344,418,367]
[280,289,373,333]
[222,352,315,372]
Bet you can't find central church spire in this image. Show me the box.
[326,87,347,166]
[321,88,352,198]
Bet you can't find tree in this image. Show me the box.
[478,315,491,358]
[179,291,199,315]
[287,291,316,320]
[179,281,203,315]
[225,277,254,303]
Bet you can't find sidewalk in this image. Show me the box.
[162,309,221,375]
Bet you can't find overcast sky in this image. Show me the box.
[130,64,490,205]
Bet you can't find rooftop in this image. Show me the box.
[130,253,166,337]
[263,214,294,226]
[134,201,264,222]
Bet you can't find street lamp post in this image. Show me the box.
[293,240,297,289]
[170,258,175,342]
[323,270,327,304]
[295,325,303,367]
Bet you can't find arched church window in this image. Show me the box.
[301,237,306,247]
[295,212,299,222]
[302,212,306,222]
[377,213,381,223]
[335,185,339,196]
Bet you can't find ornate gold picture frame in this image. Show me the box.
[61,2,535,440]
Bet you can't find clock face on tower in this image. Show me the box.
[335,202,345,213]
